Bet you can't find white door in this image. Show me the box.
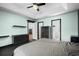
[38,22,43,39]
[52,20,61,41]
[32,23,37,39]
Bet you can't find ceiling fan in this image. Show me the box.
[27,3,46,11]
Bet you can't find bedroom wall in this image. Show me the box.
[0,8,32,47]
[37,11,78,42]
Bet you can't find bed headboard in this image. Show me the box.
[71,36,79,43]
[12,34,29,44]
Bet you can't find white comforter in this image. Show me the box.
[14,39,79,56]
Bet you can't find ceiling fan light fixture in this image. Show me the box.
[27,3,45,11]
[33,4,39,10]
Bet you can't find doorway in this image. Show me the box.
[27,20,36,41]
[51,19,61,41]
[37,21,44,39]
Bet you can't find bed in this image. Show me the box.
[14,39,79,56]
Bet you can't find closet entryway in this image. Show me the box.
[51,19,61,41]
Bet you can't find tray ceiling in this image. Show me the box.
[0,3,79,19]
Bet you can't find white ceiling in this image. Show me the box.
[0,3,79,19]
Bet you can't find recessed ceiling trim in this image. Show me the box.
[0,7,33,19]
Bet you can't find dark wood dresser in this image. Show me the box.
[12,34,29,45]
[41,26,52,39]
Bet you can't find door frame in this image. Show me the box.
[51,19,61,41]
[37,21,44,39]
[27,20,36,34]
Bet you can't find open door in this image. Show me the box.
[27,20,36,41]
[37,21,44,39]
[51,19,61,41]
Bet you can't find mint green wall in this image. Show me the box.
[0,9,31,47]
[0,9,78,47]
[38,11,78,42]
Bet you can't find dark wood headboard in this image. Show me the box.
[12,34,29,44]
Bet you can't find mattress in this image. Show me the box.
[14,39,79,56]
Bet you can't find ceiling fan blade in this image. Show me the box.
[27,6,33,8]
[37,3,45,6]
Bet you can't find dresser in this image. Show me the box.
[41,26,52,39]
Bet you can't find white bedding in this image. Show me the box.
[14,39,79,56]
